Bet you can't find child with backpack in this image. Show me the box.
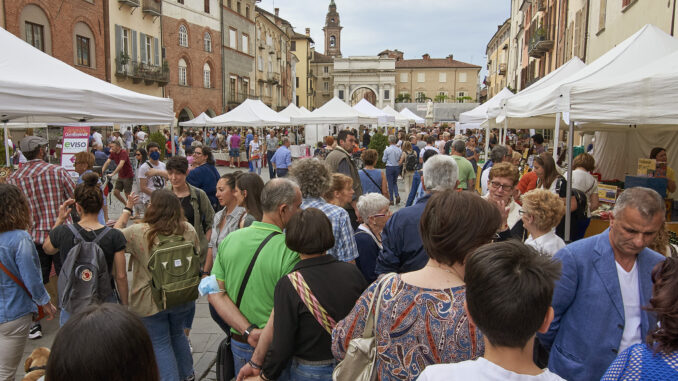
[115,189,201,381]
[418,241,564,381]
[43,172,128,326]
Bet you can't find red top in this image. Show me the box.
[518,170,538,196]
[109,150,134,178]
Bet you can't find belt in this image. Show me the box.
[231,333,247,343]
[294,357,336,366]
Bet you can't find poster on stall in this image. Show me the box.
[637,158,656,176]
[61,126,90,173]
[598,184,619,204]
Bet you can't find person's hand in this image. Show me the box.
[492,198,510,228]
[41,302,57,320]
[57,199,76,223]
[236,363,261,381]
[243,376,262,381]
[125,192,139,209]
[247,328,262,347]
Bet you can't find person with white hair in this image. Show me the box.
[375,155,459,274]
[354,193,391,283]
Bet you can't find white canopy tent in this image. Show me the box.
[352,99,395,125]
[179,112,212,127]
[382,105,410,127]
[277,103,304,122]
[208,99,289,127]
[291,97,377,125]
[399,108,425,124]
[460,87,514,129]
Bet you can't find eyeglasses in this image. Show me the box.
[489,181,514,191]
[518,210,527,216]
[193,152,203,156]
[135,154,142,157]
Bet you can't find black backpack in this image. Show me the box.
[57,225,115,314]
[405,151,418,171]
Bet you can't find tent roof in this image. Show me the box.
[0,27,173,124]
[459,87,513,125]
[299,106,312,115]
[399,108,425,123]
[382,105,410,124]
[208,99,289,127]
[179,112,212,127]
[352,99,395,124]
[290,97,377,124]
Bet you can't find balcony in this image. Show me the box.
[227,91,257,106]
[528,31,553,58]
[142,0,161,16]
[266,72,280,84]
[118,0,140,7]
[115,58,169,85]
[498,63,506,75]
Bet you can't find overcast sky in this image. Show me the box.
[258,0,511,79]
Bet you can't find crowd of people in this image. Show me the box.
[0,123,677,381]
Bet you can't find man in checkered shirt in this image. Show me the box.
[8,135,75,339]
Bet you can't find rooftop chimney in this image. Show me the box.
[274,8,279,17]
[305,28,311,36]
[422,53,430,60]
[447,54,454,62]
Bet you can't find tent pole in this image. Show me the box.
[4,122,9,167]
[564,120,574,242]
[553,113,561,162]
[503,118,508,145]
[484,124,490,161]
[171,122,175,158]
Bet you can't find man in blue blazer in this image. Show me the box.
[538,187,666,381]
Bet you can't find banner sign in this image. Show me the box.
[61,126,90,172]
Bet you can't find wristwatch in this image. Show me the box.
[243,324,257,342]
[199,270,210,277]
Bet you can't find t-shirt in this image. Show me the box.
[418,357,565,381]
[136,130,147,142]
[186,164,220,208]
[452,155,476,190]
[568,168,598,217]
[92,132,103,146]
[616,260,642,354]
[137,161,167,204]
[230,134,241,149]
[49,224,127,277]
[108,150,134,178]
[94,150,108,167]
[250,141,262,159]
[183,136,194,149]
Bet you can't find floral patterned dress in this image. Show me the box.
[332,274,483,381]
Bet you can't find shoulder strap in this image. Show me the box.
[361,169,382,192]
[66,224,85,243]
[363,272,396,339]
[287,271,337,334]
[236,231,280,307]
[92,226,112,245]
[0,261,32,298]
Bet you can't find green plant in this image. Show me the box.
[456,96,473,103]
[395,93,411,103]
[119,51,130,65]
[368,132,388,169]
[415,94,431,103]
[148,131,167,160]
[434,94,449,103]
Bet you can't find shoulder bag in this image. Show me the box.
[361,169,382,193]
[216,231,280,381]
[287,271,336,334]
[0,261,46,321]
[332,272,397,381]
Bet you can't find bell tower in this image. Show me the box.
[322,0,342,57]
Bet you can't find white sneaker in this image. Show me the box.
[28,323,42,340]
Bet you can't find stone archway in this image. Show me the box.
[350,87,377,106]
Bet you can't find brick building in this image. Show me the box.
[162,0,222,123]
[4,0,106,80]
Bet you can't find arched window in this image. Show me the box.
[204,32,211,52]
[329,35,336,47]
[178,58,188,86]
[179,25,188,47]
[20,4,52,54]
[74,22,95,68]
[203,62,211,88]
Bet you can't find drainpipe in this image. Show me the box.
[221,0,226,112]
[672,0,677,36]
[103,0,111,82]
[582,0,590,62]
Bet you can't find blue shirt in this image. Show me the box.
[184,136,194,149]
[94,150,108,167]
[359,168,384,194]
[382,145,402,167]
[246,133,254,147]
[0,230,50,323]
[375,193,431,274]
[270,145,292,169]
[301,197,358,262]
[186,164,220,209]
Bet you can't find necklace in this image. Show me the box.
[426,263,464,281]
[366,224,382,244]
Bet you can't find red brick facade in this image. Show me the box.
[4,0,106,80]
[162,17,222,121]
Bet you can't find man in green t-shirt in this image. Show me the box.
[451,140,476,190]
[208,178,302,375]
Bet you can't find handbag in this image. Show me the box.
[287,271,336,334]
[215,231,281,381]
[0,260,46,321]
[332,273,396,381]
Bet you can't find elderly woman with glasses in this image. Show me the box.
[482,162,524,240]
[354,193,391,283]
[520,189,566,256]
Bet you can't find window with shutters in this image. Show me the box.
[598,0,607,33]
[417,72,425,82]
[178,58,187,86]
[76,35,90,66]
[179,25,188,47]
[229,76,237,101]
[439,72,446,83]
[122,28,130,56]
[144,36,152,64]
[25,22,45,51]
[291,41,296,51]
[237,1,241,13]
[204,32,212,52]
[246,6,250,19]
[338,90,344,99]
[574,9,582,58]
[384,89,390,100]
[203,63,211,88]
[257,56,263,71]
[242,33,249,54]
[229,28,237,50]
[323,81,329,91]
[400,73,408,82]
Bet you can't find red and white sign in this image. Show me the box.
[61,126,90,172]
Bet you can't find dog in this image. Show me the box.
[22,347,50,381]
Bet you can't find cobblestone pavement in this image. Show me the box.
[15,162,408,381]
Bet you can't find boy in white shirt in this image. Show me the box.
[418,241,564,381]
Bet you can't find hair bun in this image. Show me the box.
[81,172,100,187]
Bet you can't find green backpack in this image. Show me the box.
[148,235,200,310]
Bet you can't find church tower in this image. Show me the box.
[322,0,342,58]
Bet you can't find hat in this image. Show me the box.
[19,136,48,152]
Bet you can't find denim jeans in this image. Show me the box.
[231,338,254,377]
[267,151,276,179]
[276,168,289,177]
[141,301,195,381]
[290,358,336,381]
[184,302,196,330]
[406,171,421,207]
[385,166,400,202]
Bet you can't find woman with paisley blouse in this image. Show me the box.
[332,190,502,380]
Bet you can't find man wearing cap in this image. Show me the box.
[8,135,75,339]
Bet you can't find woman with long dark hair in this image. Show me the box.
[534,153,561,194]
[115,189,200,381]
[234,172,264,228]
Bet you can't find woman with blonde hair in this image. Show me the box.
[520,189,566,256]
[324,173,354,208]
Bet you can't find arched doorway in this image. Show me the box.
[177,108,194,134]
[205,109,217,117]
[351,87,377,106]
